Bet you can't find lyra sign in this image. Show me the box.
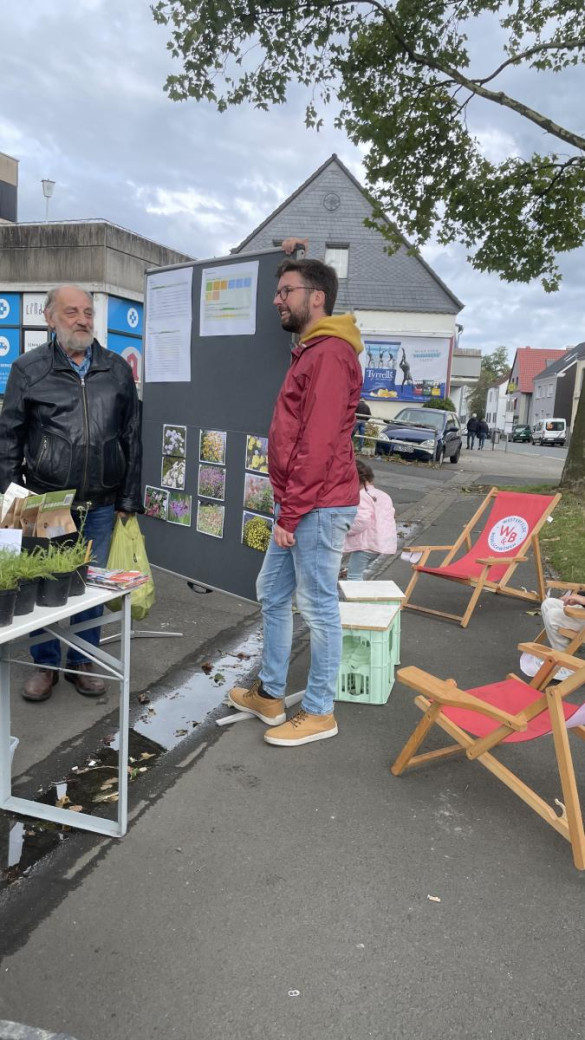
[23,292,48,327]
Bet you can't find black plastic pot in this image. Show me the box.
[37,571,74,608]
[0,587,18,628]
[69,563,88,596]
[14,578,40,616]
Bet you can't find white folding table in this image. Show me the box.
[0,587,131,838]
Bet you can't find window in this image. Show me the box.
[547,384,553,397]
[324,246,349,279]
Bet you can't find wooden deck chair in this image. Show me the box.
[391,643,585,869]
[533,581,585,658]
[402,487,561,627]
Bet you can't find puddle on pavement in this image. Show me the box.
[1,629,263,889]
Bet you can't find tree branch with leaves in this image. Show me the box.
[152,0,585,491]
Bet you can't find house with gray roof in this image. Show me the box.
[529,342,585,432]
[233,154,464,418]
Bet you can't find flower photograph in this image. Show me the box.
[161,455,186,490]
[242,510,273,552]
[198,464,226,501]
[200,429,227,465]
[162,424,187,458]
[243,473,274,516]
[245,434,269,473]
[197,501,225,539]
[143,485,169,521]
[168,492,192,526]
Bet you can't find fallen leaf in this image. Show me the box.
[213,672,225,684]
[93,791,119,804]
[68,805,83,813]
[175,728,188,737]
[201,661,213,674]
[55,795,70,809]
[138,693,150,704]
[427,894,441,903]
[140,752,155,760]
[100,778,118,790]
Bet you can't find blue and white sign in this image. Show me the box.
[108,296,143,336]
[0,328,21,393]
[107,332,142,384]
[361,336,451,403]
[0,293,21,326]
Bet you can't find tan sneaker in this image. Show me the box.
[227,679,286,726]
[264,709,338,747]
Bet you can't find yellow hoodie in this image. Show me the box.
[300,313,364,356]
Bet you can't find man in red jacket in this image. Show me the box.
[229,251,364,746]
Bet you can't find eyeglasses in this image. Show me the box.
[274,285,316,302]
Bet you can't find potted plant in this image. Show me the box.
[13,547,52,616]
[0,548,20,628]
[37,543,77,607]
[66,536,93,595]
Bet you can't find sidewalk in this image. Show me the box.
[2,469,584,1040]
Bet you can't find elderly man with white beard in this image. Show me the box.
[0,284,143,701]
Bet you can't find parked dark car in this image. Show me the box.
[375,407,462,463]
[511,424,532,442]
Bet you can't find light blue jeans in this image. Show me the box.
[32,504,115,668]
[346,550,379,581]
[257,506,357,715]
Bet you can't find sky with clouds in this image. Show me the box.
[2,0,584,359]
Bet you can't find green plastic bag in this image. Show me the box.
[106,515,155,620]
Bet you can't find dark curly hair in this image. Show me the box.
[356,459,374,487]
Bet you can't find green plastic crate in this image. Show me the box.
[336,628,394,705]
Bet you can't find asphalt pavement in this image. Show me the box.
[2,442,584,1040]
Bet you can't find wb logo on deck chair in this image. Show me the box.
[487,515,529,553]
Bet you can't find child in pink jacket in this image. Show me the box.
[343,460,397,580]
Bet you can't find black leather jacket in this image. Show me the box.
[0,339,143,512]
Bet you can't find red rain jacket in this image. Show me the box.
[268,314,364,534]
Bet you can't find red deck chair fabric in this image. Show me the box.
[442,678,580,742]
[402,487,561,627]
[418,491,557,584]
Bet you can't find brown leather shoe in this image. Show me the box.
[22,668,58,702]
[64,662,106,697]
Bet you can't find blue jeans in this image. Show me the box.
[32,504,116,668]
[346,550,378,581]
[257,506,357,715]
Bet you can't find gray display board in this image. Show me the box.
[141,248,292,601]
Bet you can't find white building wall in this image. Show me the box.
[354,310,456,338]
[485,383,507,431]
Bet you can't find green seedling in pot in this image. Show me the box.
[13,548,54,582]
[0,548,19,590]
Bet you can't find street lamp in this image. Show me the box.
[41,178,56,222]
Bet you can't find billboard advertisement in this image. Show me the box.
[361,336,452,403]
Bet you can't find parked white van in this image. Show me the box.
[531,418,567,446]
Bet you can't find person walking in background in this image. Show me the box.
[477,417,490,449]
[344,460,397,580]
[0,284,143,702]
[466,413,479,449]
[228,246,363,747]
[354,398,371,453]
